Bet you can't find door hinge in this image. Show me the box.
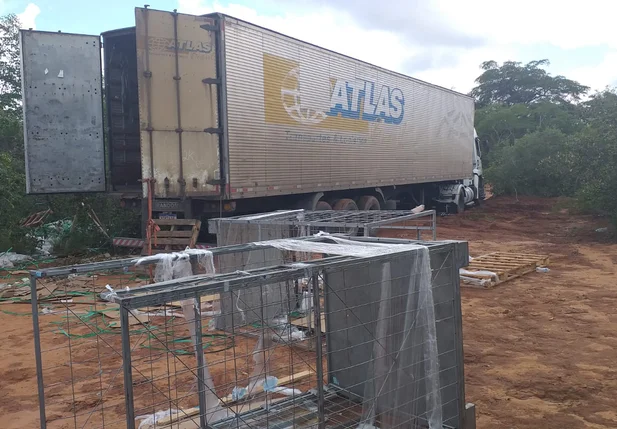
[202,78,221,85]
[200,24,218,32]
[204,127,223,135]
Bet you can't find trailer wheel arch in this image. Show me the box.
[296,192,326,210]
[356,195,381,210]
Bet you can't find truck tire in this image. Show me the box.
[315,200,332,211]
[356,195,381,211]
[331,198,359,235]
[332,199,359,211]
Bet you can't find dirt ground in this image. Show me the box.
[1,195,616,428]
[441,196,617,429]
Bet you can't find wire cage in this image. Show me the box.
[208,210,437,244]
[30,235,472,429]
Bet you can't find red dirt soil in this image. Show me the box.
[1,195,616,428]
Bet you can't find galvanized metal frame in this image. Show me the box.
[30,235,470,429]
[109,236,466,428]
[20,29,106,194]
[209,209,438,240]
[28,235,341,429]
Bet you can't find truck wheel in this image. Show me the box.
[356,195,381,211]
[332,199,359,211]
[315,200,332,211]
[332,198,359,235]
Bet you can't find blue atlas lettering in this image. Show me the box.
[326,79,404,124]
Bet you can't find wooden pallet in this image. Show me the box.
[461,252,549,289]
[145,218,201,254]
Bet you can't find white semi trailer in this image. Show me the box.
[20,7,483,224]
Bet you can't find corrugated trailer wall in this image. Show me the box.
[221,16,475,199]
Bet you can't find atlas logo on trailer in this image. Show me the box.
[264,53,405,131]
[327,80,405,125]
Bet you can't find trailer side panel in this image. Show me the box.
[222,17,474,199]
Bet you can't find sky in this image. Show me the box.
[2,0,616,93]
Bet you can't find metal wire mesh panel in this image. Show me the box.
[29,257,186,429]
[31,236,470,429]
[208,210,437,242]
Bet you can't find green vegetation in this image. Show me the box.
[473,59,617,225]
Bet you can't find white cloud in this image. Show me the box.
[177,0,617,92]
[433,0,617,50]
[18,3,40,30]
[570,52,617,93]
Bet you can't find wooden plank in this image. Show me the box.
[156,400,269,428]
[220,369,314,405]
[157,230,195,238]
[155,238,193,246]
[463,251,549,289]
[291,314,326,330]
[156,370,314,427]
[189,220,201,248]
[485,256,546,263]
[166,224,176,251]
[460,272,496,279]
[155,219,198,226]
[469,261,520,268]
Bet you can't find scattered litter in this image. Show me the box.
[536,267,550,273]
[231,386,248,401]
[0,253,32,269]
[300,291,313,313]
[101,284,118,302]
[20,208,52,228]
[270,386,302,397]
[136,409,181,429]
[35,219,73,255]
[411,204,425,214]
[262,376,279,392]
[595,227,608,233]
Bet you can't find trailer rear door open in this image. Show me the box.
[21,30,105,193]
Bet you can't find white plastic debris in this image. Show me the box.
[262,375,279,392]
[0,252,32,268]
[136,409,181,429]
[270,386,302,397]
[536,267,550,273]
[100,284,118,302]
[300,291,313,313]
[231,386,248,401]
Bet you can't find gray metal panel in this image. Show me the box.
[213,222,296,330]
[221,16,475,199]
[325,243,466,428]
[21,30,105,193]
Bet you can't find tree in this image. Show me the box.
[474,101,582,161]
[572,89,617,223]
[485,128,574,197]
[470,59,589,108]
[0,14,22,113]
